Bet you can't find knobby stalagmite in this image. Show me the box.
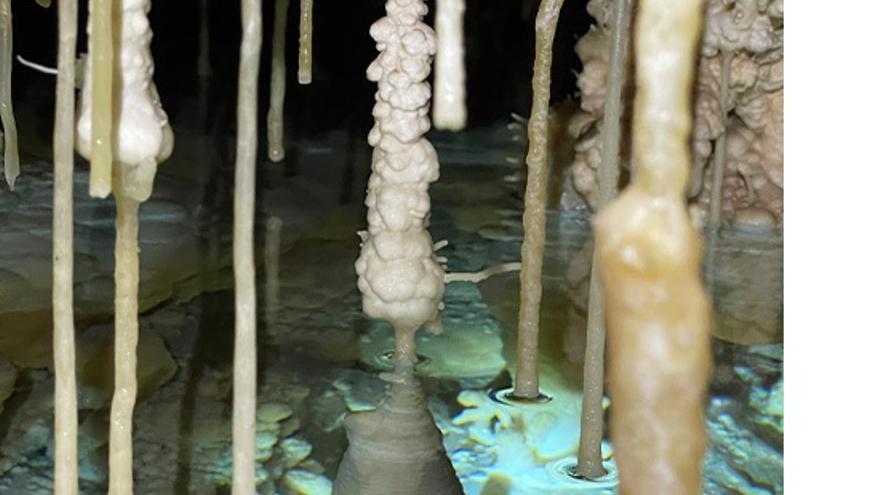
[298,0,312,84]
[575,0,630,479]
[52,0,79,493]
[432,0,466,130]
[0,0,19,190]
[343,2,461,492]
[232,0,262,492]
[514,0,566,400]
[595,0,711,493]
[354,0,445,369]
[76,0,175,492]
[268,0,290,162]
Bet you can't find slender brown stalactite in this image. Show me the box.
[232,0,262,492]
[575,0,630,479]
[268,0,290,162]
[297,0,312,84]
[595,0,712,493]
[52,0,79,493]
[513,0,566,400]
[0,0,19,190]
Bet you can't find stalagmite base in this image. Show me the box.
[596,0,712,494]
[232,0,262,493]
[332,367,463,495]
[52,1,79,492]
[575,0,630,479]
[514,0,566,400]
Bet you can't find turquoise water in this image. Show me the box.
[0,123,782,494]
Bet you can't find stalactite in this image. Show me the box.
[232,0,262,493]
[75,0,175,492]
[433,0,467,130]
[595,0,711,493]
[268,0,290,162]
[298,0,312,84]
[52,0,79,493]
[513,0,566,400]
[86,0,114,198]
[575,0,630,480]
[354,0,445,370]
[0,0,19,190]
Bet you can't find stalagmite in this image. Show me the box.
[52,0,79,493]
[354,0,445,369]
[594,0,711,493]
[333,367,463,495]
[513,0,566,400]
[0,0,19,190]
[344,2,460,492]
[87,0,114,198]
[232,0,262,492]
[75,0,175,492]
[432,0,467,130]
[575,0,630,480]
[298,0,312,84]
[268,0,290,161]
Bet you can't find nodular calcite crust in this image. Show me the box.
[332,369,463,495]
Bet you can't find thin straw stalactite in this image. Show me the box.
[0,0,20,190]
[513,0,566,400]
[268,0,290,162]
[52,0,79,493]
[89,0,114,198]
[575,0,631,479]
[297,0,312,84]
[232,0,262,492]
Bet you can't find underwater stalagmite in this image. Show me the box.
[332,368,463,495]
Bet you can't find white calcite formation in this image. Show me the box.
[566,0,783,224]
[355,0,445,335]
[76,0,174,202]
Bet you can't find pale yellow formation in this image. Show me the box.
[232,0,262,493]
[595,0,712,494]
[52,0,79,493]
[433,0,467,130]
[268,0,290,161]
[514,0,566,400]
[298,0,312,84]
[109,196,140,495]
[88,0,114,198]
[0,0,19,190]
